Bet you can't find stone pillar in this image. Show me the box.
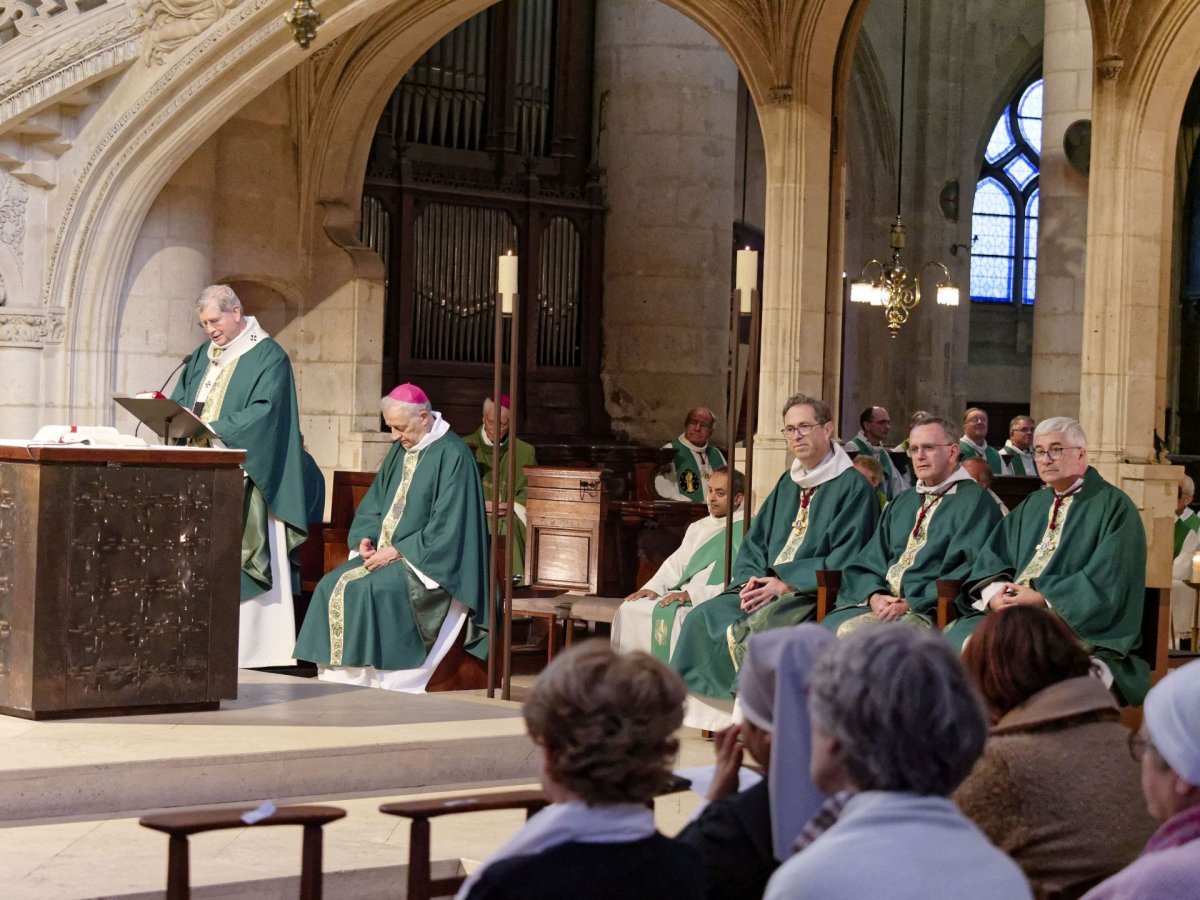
[593,0,738,446]
[1030,0,1090,421]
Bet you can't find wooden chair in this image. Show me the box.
[510,467,608,661]
[380,775,692,900]
[139,804,346,899]
[380,790,549,900]
[814,570,963,627]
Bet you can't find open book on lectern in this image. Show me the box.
[112,393,219,444]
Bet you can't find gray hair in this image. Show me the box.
[380,396,432,417]
[913,415,960,444]
[782,393,832,424]
[1009,414,1034,430]
[195,284,241,314]
[1034,416,1087,448]
[482,397,507,414]
[1183,475,1195,497]
[808,625,987,796]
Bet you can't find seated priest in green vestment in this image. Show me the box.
[293,383,490,691]
[655,406,727,502]
[462,395,537,583]
[670,394,880,730]
[846,406,908,500]
[822,417,1003,634]
[612,467,746,663]
[946,416,1150,705]
[959,407,1004,475]
[999,415,1037,476]
[171,284,308,668]
[1169,474,1200,649]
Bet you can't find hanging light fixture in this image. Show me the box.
[850,0,960,338]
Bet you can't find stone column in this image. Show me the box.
[1030,0,1090,421]
[593,0,738,446]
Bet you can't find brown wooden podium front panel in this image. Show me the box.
[0,446,243,718]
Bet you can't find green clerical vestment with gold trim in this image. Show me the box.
[463,427,537,580]
[821,476,1002,633]
[293,433,490,670]
[670,467,879,700]
[948,467,1149,704]
[958,439,1004,475]
[171,337,308,601]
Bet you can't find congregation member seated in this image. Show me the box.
[850,455,887,508]
[459,642,702,900]
[655,406,727,502]
[999,414,1037,476]
[1083,660,1200,899]
[948,416,1150,704]
[670,393,879,729]
[612,467,746,661]
[954,606,1155,898]
[963,456,1009,514]
[846,406,907,499]
[764,626,1032,900]
[463,395,538,583]
[674,625,835,900]
[959,407,1004,474]
[1170,474,1200,649]
[293,383,490,691]
[822,416,1001,634]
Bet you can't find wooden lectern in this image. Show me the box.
[0,444,244,719]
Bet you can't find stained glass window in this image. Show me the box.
[972,76,1042,304]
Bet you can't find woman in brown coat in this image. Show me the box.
[954,606,1157,899]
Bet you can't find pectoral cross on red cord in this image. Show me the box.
[912,495,938,538]
[1049,485,1081,531]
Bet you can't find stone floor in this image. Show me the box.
[0,670,713,898]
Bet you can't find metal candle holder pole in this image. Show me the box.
[487,296,504,699]
[724,288,760,586]
[502,295,519,701]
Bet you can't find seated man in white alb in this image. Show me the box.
[612,467,745,663]
[293,383,490,691]
[1170,474,1200,649]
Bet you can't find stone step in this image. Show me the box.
[0,671,537,823]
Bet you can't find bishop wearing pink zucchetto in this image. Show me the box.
[294,383,490,690]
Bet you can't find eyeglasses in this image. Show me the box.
[906,443,953,457]
[686,418,714,429]
[1032,445,1082,461]
[781,423,823,438]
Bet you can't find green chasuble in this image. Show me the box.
[848,434,904,500]
[999,442,1036,477]
[821,476,1002,633]
[958,438,1004,475]
[669,466,879,700]
[670,438,726,502]
[1174,511,1200,558]
[171,337,308,601]
[462,427,538,580]
[293,432,490,670]
[946,467,1150,704]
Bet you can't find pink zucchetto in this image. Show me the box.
[387,383,429,404]
[499,395,511,409]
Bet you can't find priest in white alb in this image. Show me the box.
[612,467,745,662]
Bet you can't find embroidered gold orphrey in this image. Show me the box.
[1014,494,1076,586]
[884,494,944,596]
[192,357,239,445]
[774,489,816,565]
[328,449,422,665]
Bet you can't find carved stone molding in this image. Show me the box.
[132,0,243,65]
[0,309,66,346]
[0,172,28,261]
[1096,53,1125,81]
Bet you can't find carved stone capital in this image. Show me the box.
[0,309,66,346]
[768,84,794,106]
[1096,54,1125,81]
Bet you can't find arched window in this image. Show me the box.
[971,76,1042,304]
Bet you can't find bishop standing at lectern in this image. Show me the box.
[171,284,308,668]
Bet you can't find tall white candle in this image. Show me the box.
[498,253,518,315]
[736,248,758,314]
[1191,550,1200,584]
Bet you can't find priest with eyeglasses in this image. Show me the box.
[821,416,1002,634]
[947,416,1150,705]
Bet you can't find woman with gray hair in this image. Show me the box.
[460,641,702,899]
[765,625,1031,899]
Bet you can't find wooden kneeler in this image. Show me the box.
[139,805,346,899]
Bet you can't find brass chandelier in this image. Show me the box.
[850,0,959,338]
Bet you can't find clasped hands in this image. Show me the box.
[987,582,1046,611]
[739,575,789,613]
[868,592,911,621]
[359,538,402,571]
